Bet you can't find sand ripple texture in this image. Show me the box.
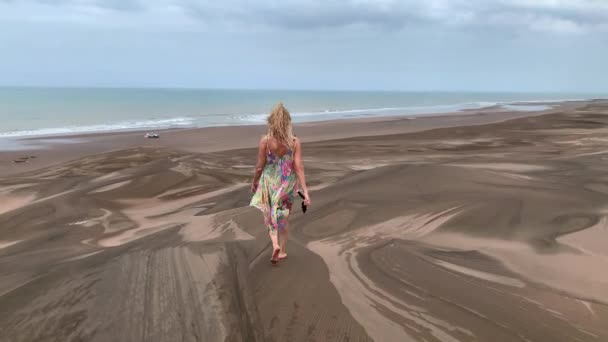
[1,101,608,341]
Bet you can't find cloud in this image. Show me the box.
[1,0,607,34]
[1,0,607,91]
[0,0,143,11]
[180,0,608,35]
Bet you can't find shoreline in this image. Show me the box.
[0,96,603,140]
[0,99,598,177]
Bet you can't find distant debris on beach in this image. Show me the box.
[13,156,36,163]
[144,133,160,139]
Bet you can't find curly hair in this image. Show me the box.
[267,102,295,149]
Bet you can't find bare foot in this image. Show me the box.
[278,253,288,259]
[270,247,281,265]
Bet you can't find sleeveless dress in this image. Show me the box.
[250,140,298,235]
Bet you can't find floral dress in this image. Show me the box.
[250,143,298,235]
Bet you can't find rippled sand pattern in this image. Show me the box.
[1,101,608,341]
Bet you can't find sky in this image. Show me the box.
[0,0,607,92]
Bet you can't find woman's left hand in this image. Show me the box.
[251,182,259,193]
[303,192,311,206]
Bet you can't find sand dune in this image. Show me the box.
[1,101,608,341]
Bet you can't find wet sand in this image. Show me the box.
[1,101,608,341]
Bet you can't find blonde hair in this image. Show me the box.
[267,102,295,149]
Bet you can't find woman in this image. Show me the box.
[250,102,311,265]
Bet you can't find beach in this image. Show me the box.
[1,100,607,341]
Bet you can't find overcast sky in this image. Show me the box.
[0,0,607,92]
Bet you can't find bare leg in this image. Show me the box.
[269,230,280,251]
[268,227,281,265]
[279,223,288,258]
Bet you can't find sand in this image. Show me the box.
[1,100,607,341]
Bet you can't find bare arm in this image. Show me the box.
[251,136,267,193]
[294,137,311,205]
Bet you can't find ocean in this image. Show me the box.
[0,87,604,138]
